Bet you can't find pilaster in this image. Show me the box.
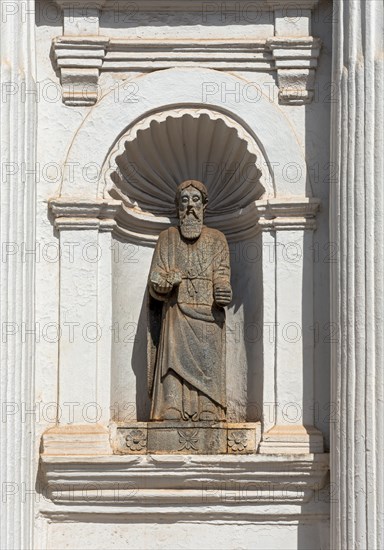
[256,199,324,454]
[0,1,37,548]
[48,199,120,452]
[330,1,384,548]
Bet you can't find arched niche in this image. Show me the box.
[102,106,269,422]
[51,68,320,440]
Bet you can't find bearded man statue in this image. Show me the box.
[147,180,232,422]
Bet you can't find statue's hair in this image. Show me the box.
[175,180,208,207]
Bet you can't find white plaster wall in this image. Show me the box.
[232,0,333,445]
[111,239,154,421]
[46,520,330,550]
[227,238,263,422]
[100,7,274,40]
[34,11,77,423]
[34,1,88,440]
[306,0,333,449]
[33,0,332,547]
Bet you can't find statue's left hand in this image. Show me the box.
[214,285,232,306]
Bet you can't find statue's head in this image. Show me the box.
[175,180,208,240]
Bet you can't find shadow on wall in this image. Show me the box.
[303,0,333,450]
[132,290,152,420]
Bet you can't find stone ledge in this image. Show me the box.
[40,452,329,508]
[47,196,321,243]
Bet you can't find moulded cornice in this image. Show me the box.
[53,35,321,106]
[52,0,320,12]
[40,452,329,510]
[255,197,321,231]
[49,198,122,230]
[256,197,321,216]
[48,197,320,240]
[50,198,121,218]
[266,36,322,104]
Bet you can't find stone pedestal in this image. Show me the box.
[260,425,323,454]
[112,422,261,455]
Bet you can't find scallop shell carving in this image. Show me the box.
[104,108,269,241]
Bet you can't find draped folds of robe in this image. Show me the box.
[147,225,231,421]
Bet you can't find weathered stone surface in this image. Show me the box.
[112,422,261,455]
[227,423,261,454]
[112,422,148,455]
[147,422,227,454]
[148,181,232,425]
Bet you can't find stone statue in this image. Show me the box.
[147,180,232,422]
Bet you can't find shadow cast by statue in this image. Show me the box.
[131,289,152,421]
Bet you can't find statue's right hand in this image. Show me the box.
[152,280,173,294]
[150,269,183,294]
[167,269,183,286]
[150,272,173,294]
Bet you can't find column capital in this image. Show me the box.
[49,198,121,231]
[256,197,320,231]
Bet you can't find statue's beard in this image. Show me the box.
[179,210,203,240]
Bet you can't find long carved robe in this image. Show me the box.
[147,226,231,421]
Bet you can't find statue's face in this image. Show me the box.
[178,185,204,240]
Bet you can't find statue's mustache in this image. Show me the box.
[181,208,201,220]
